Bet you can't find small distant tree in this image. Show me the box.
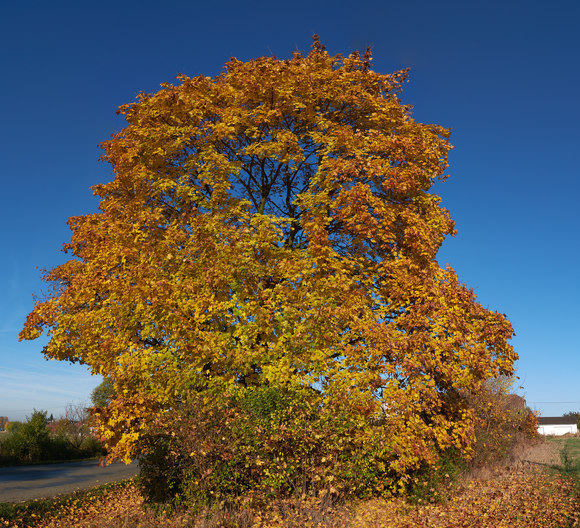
[53,403,91,449]
[90,377,115,408]
[563,411,580,429]
[5,421,23,433]
[2,410,51,462]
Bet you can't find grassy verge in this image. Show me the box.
[548,436,580,479]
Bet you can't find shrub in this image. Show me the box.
[0,409,105,465]
[138,385,406,508]
[468,377,537,468]
[406,448,467,504]
[1,410,51,463]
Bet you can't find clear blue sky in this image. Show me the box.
[1,0,578,421]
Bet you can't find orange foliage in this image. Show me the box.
[20,37,516,488]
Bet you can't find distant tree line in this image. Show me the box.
[0,378,115,465]
[0,407,104,465]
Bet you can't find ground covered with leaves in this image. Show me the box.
[2,442,578,528]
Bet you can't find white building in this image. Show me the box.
[537,416,578,436]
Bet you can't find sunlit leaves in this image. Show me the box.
[20,38,516,481]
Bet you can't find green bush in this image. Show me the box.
[0,410,51,463]
[138,385,401,508]
[0,410,105,465]
[406,448,467,504]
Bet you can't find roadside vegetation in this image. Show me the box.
[1,438,578,528]
[3,381,578,527]
[0,408,105,466]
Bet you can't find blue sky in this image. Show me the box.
[1,0,578,421]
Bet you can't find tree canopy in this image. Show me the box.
[20,37,516,486]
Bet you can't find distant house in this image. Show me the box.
[537,416,578,436]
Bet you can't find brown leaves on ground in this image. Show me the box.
[352,469,579,528]
[4,465,577,528]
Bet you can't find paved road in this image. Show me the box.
[0,459,140,503]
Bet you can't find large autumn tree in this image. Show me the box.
[20,37,516,491]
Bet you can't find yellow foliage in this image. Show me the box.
[20,37,516,483]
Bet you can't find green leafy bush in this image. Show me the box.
[0,410,51,463]
[138,385,405,508]
[0,409,105,465]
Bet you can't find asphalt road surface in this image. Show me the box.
[0,459,140,503]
